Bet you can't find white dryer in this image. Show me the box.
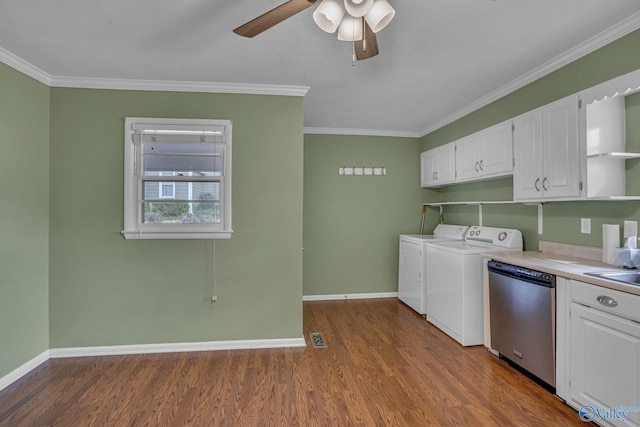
[398,224,469,314]
[425,226,522,346]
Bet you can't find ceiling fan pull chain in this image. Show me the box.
[351,16,357,65]
[352,41,356,66]
[362,17,367,52]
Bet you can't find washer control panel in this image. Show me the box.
[464,226,523,249]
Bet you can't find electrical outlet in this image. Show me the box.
[581,218,591,234]
[624,220,638,238]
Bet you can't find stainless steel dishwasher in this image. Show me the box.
[488,260,556,389]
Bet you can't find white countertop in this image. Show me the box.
[486,251,640,296]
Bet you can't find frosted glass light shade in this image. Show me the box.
[365,0,395,32]
[344,0,374,18]
[313,0,346,33]
[337,15,363,41]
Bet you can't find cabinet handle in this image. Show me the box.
[435,171,438,180]
[475,161,479,172]
[479,160,484,171]
[543,177,549,191]
[535,178,541,192]
[597,295,618,308]
[432,172,436,180]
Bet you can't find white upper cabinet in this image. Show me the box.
[543,95,582,199]
[420,150,435,187]
[420,142,455,187]
[513,109,543,199]
[482,121,514,177]
[454,133,480,181]
[513,94,582,201]
[422,120,513,188]
[456,120,513,183]
[420,68,640,200]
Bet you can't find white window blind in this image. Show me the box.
[123,118,233,240]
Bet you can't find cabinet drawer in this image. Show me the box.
[571,279,640,323]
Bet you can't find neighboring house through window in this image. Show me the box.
[123,117,232,239]
[159,172,176,199]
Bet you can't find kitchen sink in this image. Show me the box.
[584,271,640,286]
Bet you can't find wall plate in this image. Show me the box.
[624,220,638,238]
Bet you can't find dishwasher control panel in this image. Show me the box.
[488,261,555,287]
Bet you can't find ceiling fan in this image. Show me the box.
[233,0,395,62]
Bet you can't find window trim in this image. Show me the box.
[122,117,233,240]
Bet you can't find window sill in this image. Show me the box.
[121,230,233,240]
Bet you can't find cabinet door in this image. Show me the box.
[437,143,456,184]
[513,109,544,200]
[455,134,480,181]
[481,121,513,178]
[420,150,437,187]
[542,95,582,199]
[570,303,640,426]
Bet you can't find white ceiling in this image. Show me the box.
[1,0,640,137]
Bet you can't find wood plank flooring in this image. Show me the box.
[0,299,583,426]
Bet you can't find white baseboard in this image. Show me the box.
[49,337,306,358]
[303,292,398,301]
[0,350,50,392]
[0,338,305,392]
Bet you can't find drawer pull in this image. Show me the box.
[597,295,618,308]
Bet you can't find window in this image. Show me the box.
[123,117,232,239]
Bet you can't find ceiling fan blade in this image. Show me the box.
[354,21,379,60]
[234,0,319,38]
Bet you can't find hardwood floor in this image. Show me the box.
[0,299,583,426]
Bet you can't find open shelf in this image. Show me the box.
[587,152,640,160]
[423,201,515,206]
[586,196,640,201]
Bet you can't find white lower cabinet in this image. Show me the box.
[566,280,640,426]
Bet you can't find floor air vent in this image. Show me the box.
[309,332,327,348]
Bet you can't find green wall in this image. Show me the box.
[49,89,304,347]
[0,63,50,377]
[3,21,640,380]
[420,29,640,250]
[303,134,422,296]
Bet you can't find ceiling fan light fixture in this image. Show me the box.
[364,0,395,33]
[343,0,374,18]
[337,15,364,41]
[313,0,346,33]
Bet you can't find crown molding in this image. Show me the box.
[304,127,421,138]
[0,46,52,85]
[419,11,640,136]
[0,47,309,97]
[2,10,639,135]
[49,76,310,96]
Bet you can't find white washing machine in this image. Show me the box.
[398,224,469,314]
[425,226,522,346]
